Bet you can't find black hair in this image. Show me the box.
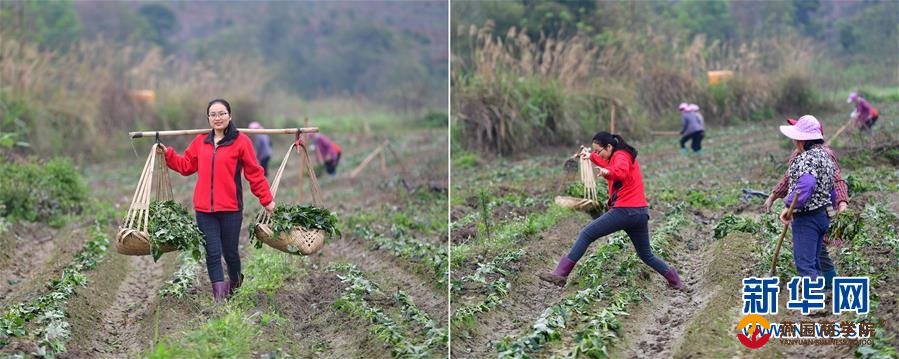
[802,139,824,151]
[207,98,231,115]
[592,131,638,160]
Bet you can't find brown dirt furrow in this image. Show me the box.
[618,217,717,358]
[0,225,85,307]
[81,253,172,357]
[452,216,586,358]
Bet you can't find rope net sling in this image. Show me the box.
[253,140,326,255]
[579,156,598,204]
[553,155,601,211]
[116,143,178,255]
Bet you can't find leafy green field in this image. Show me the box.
[450,104,898,358]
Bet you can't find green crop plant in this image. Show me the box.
[497,208,685,357]
[565,287,642,359]
[451,278,510,329]
[459,249,524,287]
[714,215,757,240]
[158,252,200,298]
[0,222,109,356]
[828,209,863,243]
[353,226,448,287]
[329,263,436,358]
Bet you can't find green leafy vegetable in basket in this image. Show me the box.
[565,182,586,198]
[828,209,862,243]
[148,200,205,262]
[251,204,340,248]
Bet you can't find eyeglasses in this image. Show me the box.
[208,112,230,119]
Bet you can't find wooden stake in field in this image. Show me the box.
[769,191,800,277]
[350,140,388,178]
[349,140,412,191]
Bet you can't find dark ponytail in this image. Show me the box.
[592,132,638,160]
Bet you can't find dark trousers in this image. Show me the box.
[567,207,671,275]
[196,211,243,283]
[680,131,704,152]
[790,209,829,279]
[259,156,271,177]
[325,153,341,176]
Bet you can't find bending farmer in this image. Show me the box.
[539,132,683,290]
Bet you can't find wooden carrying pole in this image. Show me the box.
[129,127,319,138]
[769,191,800,277]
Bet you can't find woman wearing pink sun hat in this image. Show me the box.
[767,116,847,289]
[776,115,837,281]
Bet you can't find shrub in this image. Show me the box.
[0,157,87,223]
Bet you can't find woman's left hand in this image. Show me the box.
[264,201,276,214]
[597,167,610,177]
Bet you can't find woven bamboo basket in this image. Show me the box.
[116,143,178,256]
[253,140,327,255]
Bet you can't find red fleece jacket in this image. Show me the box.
[589,150,648,208]
[165,132,273,213]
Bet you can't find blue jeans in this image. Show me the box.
[791,209,830,279]
[567,207,670,275]
[196,211,243,283]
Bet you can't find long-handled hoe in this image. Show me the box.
[769,192,800,277]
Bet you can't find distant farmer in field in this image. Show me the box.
[248,121,273,177]
[847,92,879,133]
[309,132,342,176]
[765,117,847,289]
[775,115,836,281]
[157,99,275,302]
[678,103,705,155]
[540,132,684,290]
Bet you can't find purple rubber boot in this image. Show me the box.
[538,256,577,287]
[663,268,684,290]
[228,273,244,297]
[212,282,229,303]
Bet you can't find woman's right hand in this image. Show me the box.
[779,207,793,225]
[156,144,167,154]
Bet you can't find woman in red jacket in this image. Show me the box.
[539,132,683,289]
[158,99,275,301]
